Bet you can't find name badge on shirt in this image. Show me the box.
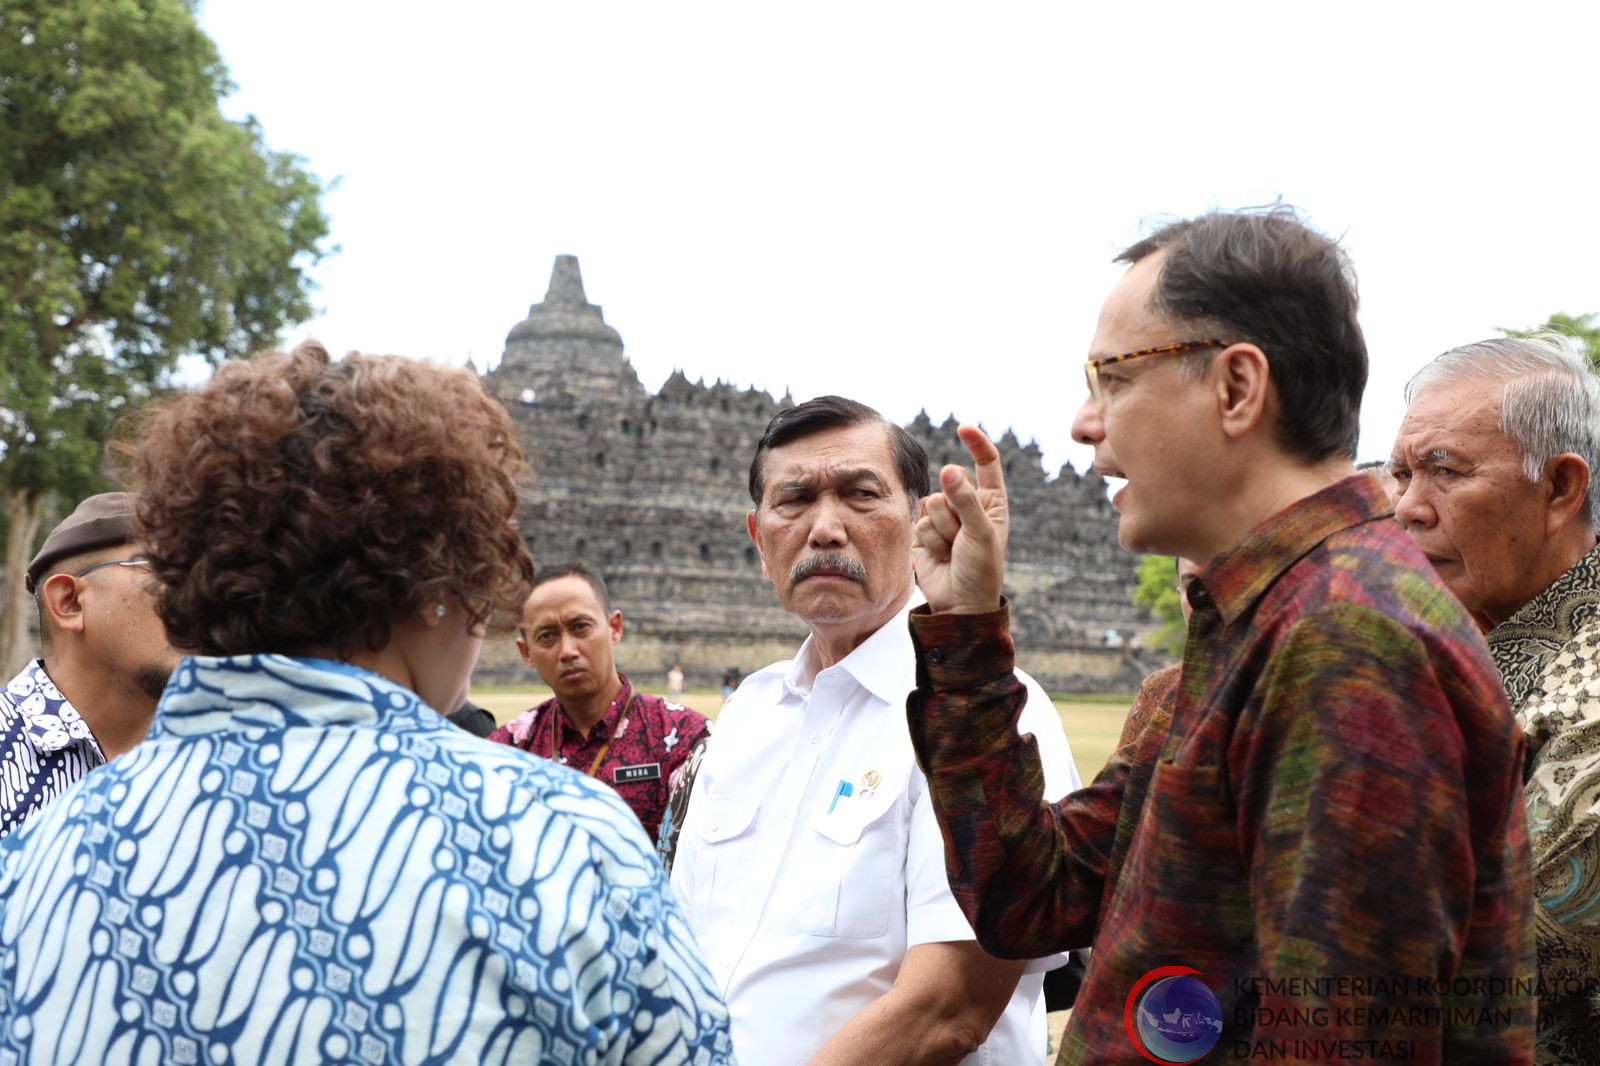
[613,762,661,784]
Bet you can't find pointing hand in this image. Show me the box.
[912,425,1008,614]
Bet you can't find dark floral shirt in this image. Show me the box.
[907,474,1536,1064]
[490,674,710,843]
[0,660,105,839]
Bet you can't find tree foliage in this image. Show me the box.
[1499,312,1600,367]
[0,0,330,671]
[1134,554,1186,660]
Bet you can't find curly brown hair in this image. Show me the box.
[128,341,534,656]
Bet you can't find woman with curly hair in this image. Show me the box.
[0,342,734,1065]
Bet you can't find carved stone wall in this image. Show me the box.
[476,256,1155,694]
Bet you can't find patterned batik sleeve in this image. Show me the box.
[1230,605,1535,1062]
[553,787,736,1065]
[655,732,709,875]
[613,877,737,1065]
[905,604,1122,959]
[662,707,711,784]
[1515,627,1600,1055]
[1523,700,1600,984]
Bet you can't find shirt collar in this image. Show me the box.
[1494,541,1600,635]
[147,655,436,740]
[784,590,921,706]
[8,659,102,757]
[1196,473,1392,627]
[554,673,632,741]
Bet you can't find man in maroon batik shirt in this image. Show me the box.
[905,207,1534,1064]
[490,564,709,843]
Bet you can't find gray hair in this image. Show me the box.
[1405,334,1600,527]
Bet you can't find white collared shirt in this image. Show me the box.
[671,598,1080,1065]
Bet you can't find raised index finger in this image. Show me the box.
[956,424,1005,495]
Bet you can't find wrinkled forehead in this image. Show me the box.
[761,424,900,496]
[1393,379,1509,461]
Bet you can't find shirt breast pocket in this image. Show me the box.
[806,791,901,939]
[689,792,761,931]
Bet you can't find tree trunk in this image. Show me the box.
[0,488,46,679]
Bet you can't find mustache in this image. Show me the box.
[791,553,867,584]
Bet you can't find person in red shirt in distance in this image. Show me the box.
[491,563,709,843]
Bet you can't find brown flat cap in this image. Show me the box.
[25,492,138,594]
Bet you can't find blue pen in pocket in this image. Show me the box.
[827,779,854,814]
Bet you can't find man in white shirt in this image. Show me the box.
[671,396,1079,1066]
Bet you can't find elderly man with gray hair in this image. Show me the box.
[1391,334,1600,1064]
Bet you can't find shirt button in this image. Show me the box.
[809,732,821,744]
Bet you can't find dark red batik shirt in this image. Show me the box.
[490,674,710,843]
[906,474,1536,1064]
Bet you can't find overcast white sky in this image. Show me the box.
[197,0,1598,476]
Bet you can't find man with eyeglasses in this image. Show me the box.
[1,492,178,838]
[904,207,1536,1062]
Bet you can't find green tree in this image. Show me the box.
[1499,312,1600,367]
[1,0,329,673]
[1134,554,1185,660]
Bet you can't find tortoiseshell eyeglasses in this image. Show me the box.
[1083,340,1230,406]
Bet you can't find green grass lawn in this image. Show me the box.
[470,687,1135,784]
[1052,697,1134,782]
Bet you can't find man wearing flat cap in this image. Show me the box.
[0,492,178,838]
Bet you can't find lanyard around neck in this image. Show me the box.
[552,688,637,779]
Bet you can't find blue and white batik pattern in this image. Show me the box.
[0,659,104,840]
[0,655,735,1066]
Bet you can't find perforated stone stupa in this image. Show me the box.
[477,256,1154,692]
